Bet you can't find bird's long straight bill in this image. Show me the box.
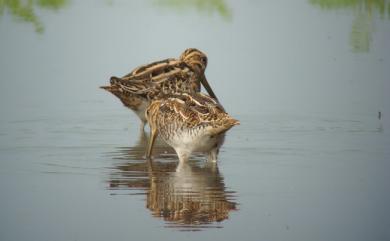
[200,74,226,111]
[200,74,218,101]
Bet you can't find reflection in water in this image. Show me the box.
[0,0,68,33]
[153,0,232,20]
[309,0,390,52]
[107,131,237,230]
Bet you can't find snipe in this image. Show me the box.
[101,48,219,128]
[145,92,239,162]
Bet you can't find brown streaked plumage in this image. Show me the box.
[145,92,239,162]
[100,48,219,127]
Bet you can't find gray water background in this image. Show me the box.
[1,0,390,240]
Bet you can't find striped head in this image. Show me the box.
[180,48,208,73]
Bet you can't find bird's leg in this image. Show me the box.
[176,149,190,163]
[207,147,219,162]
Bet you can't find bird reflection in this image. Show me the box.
[108,131,237,230]
[147,161,237,228]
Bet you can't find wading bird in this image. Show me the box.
[101,48,219,129]
[145,92,238,162]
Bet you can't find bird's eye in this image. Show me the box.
[201,57,207,64]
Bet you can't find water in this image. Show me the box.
[1,0,390,240]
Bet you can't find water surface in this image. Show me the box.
[1,0,389,240]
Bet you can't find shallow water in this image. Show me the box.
[1,0,390,240]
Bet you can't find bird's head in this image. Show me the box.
[180,48,208,73]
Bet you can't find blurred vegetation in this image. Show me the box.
[0,0,231,34]
[0,0,68,33]
[309,0,390,52]
[153,0,232,20]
